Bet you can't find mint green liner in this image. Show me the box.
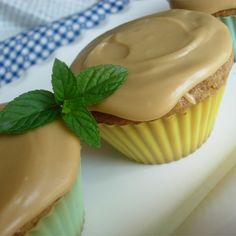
[219,16,236,61]
[26,170,84,236]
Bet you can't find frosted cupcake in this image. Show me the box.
[169,0,236,60]
[71,10,233,164]
[0,120,83,236]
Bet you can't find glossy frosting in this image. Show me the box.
[0,121,81,236]
[71,10,232,121]
[170,0,236,14]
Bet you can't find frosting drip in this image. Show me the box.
[71,10,232,121]
[169,0,236,14]
[0,121,81,236]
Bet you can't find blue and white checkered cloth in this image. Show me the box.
[0,0,98,41]
[0,0,129,85]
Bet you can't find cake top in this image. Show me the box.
[0,121,81,236]
[169,0,236,14]
[71,9,232,121]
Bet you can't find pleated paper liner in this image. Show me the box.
[100,86,225,164]
[26,169,84,236]
[219,16,236,61]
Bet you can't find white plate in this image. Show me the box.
[1,1,236,235]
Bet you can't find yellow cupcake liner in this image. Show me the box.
[99,86,225,164]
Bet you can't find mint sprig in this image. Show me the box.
[62,101,100,147]
[0,90,61,133]
[75,64,129,106]
[0,59,128,147]
[52,59,78,104]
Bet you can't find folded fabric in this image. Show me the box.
[0,0,98,41]
[0,0,129,85]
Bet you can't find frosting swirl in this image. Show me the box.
[71,10,232,121]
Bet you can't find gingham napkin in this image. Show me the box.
[0,0,98,42]
[0,0,129,85]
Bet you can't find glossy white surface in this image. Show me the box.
[1,0,236,235]
[175,161,236,235]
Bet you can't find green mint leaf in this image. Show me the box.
[52,58,78,104]
[62,100,100,147]
[0,59,129,149]
[75,64,128,106]
[0,90,61,134]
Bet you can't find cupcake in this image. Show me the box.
[169,0,236,61]
[0,120,84,236]
[71,10,233,164]
[0,55,126,234]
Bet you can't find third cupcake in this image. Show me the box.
[169,0,236,60]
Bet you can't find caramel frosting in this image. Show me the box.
[0,121,81,236]
[71,10,232,121]
[169,0,236,14]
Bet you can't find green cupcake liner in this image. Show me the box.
[219,16,236,61]
[26,169,84,236]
